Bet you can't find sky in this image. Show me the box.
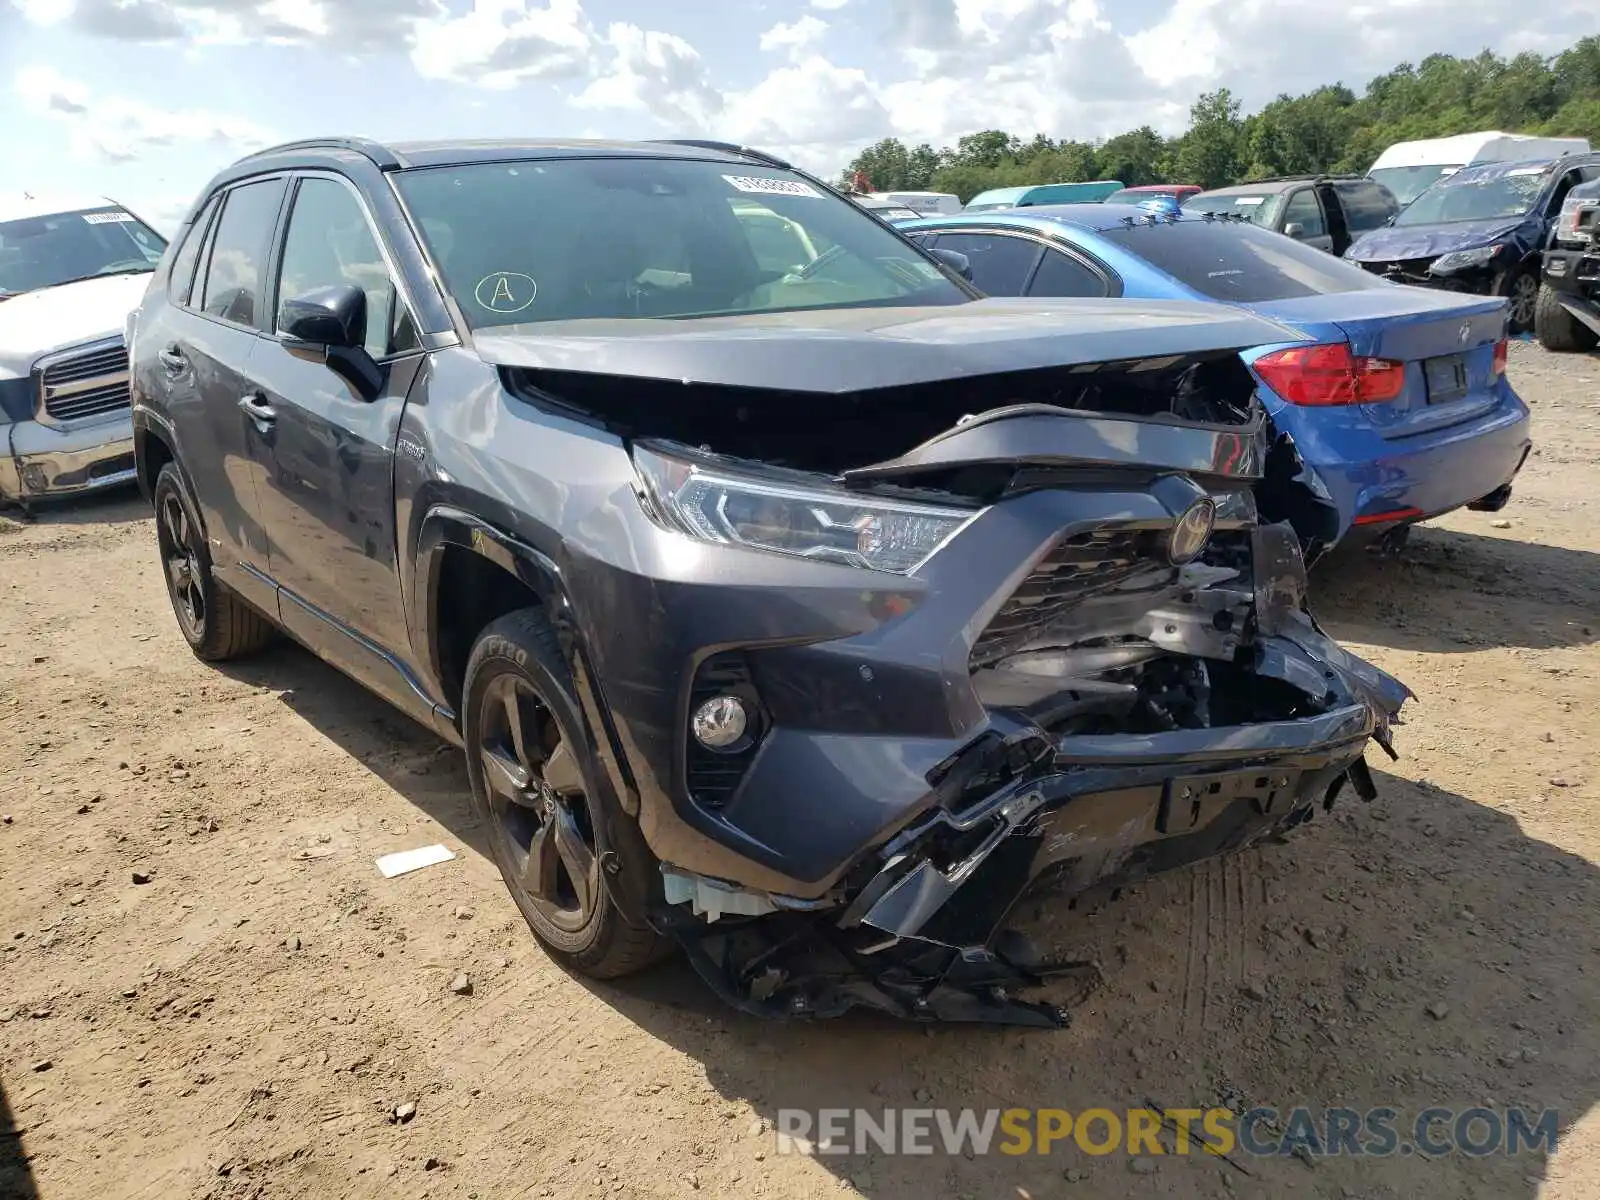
[2,0,1594,232]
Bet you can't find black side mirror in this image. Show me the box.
[929,247,974,282]
[280,283,366,350]
[279,284,384,401]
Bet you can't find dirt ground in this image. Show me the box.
[1,341,1597,1200]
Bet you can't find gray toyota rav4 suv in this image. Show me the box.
[129,136,1408,1026]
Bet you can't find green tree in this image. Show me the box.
[1175,89,1245,188]
[1096,127,1166,186]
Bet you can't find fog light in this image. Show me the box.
[1167,498,1216,565]
[692,695,748,749]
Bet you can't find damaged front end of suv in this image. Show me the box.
[481,298,1410,1028]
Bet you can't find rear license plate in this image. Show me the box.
[1156,768,1303,835]
[1423,353,1469,402]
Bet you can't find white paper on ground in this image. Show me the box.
[376,844,456,878]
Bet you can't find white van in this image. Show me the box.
[1368,131,1591,207]
[869,191,962,216]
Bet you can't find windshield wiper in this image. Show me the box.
[38,265,156,290]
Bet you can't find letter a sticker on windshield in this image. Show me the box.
[723,175,821,199]
[474,271,538,314]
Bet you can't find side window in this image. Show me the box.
[1335,183,1393,235]
[1281,189,1326,239]
[276,177,413,359]
[1026,249,1108,298]
[198,178,287,327]
[167,196,219,306]
[930,232,1042,296]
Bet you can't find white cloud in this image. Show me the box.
[759,14,827,60]
[810,0,849,9]
[573,21,723,127]
[719,55,891,171]
[14,65,276,164]
[409,0,595,88]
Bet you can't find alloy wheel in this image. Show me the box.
[159,492,206,638]
[1509,274,1538,329]
[477,674,600,933]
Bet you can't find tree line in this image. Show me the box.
[843,37,1600,201]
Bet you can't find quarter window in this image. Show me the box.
[1026,249,1108,298]
[276,177,413,359]
[167,196,219,306]
[197,178,287,327]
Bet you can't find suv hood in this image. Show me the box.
[1347,217,1533,263]
[0,272,150,379]
[473,298,1305,392]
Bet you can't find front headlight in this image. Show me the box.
[1429,245,1500,274]
[632,444,982,575]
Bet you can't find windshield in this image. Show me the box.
[0,206,166,297]
[393,159,966,329]
[1102,219,1383,303]
[1367,165,1460,207]
[1394,163,1549,226]
[1180,191,1284,228]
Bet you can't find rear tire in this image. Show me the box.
[1534,283,1599,353]
[462,607,670,980]
[1496,266,1539,334]
[153,463,275,662]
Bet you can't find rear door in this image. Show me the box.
[246,172,425,705]
[161,175,288,616]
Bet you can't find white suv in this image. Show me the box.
[1,194,166,509]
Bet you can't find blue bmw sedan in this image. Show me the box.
[899,205,1533,551]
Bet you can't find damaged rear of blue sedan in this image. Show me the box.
[130,137,1409,1029]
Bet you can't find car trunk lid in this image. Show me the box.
[1251,289,1508,439]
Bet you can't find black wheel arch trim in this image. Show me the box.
[412,504,644,820]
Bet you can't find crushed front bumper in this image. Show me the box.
[649,525,1408,1027]
[1,413,137,506]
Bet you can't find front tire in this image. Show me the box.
[1497,265,1539,334]
[153,463,274,661]
[462,608,669,979]
[1534,283,1599,353]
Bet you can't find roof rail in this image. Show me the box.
[1243,172,1365,185]
[241,137,402,170]
[649,139,792,170]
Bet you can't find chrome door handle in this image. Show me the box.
[238,394,277,424]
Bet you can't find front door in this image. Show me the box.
[1280,187,1334,254]
[246,174,428,715]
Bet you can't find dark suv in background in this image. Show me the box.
[129,136,1407,1026]
[1182,175,1399,256]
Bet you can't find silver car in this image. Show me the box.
[1,195,165,509]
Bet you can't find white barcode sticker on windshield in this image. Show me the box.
[83,211,136,224]
[723,175,821,199]
[1233,196,1265,206]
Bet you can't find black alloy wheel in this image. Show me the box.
[158,489,206,640]
[477,673,601,935]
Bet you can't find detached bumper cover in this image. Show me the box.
[1,413,136,503]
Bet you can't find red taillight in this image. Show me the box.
[1491,337,1508,379]
[1253,343,1406,406]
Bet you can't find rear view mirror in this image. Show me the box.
[1283,222,1306,240]
[280,284,366,350]
[929,247,974,282]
